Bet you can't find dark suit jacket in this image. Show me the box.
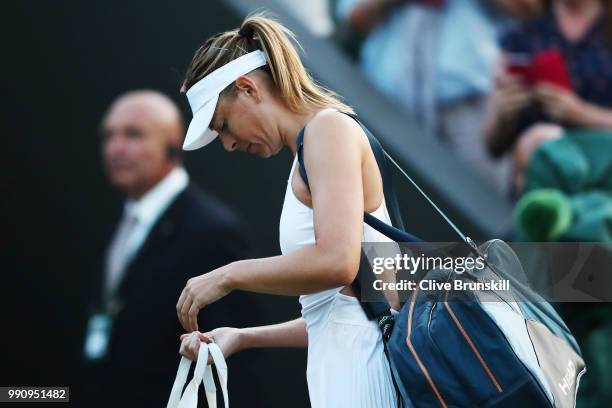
[78,183,262,407]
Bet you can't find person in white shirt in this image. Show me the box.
[100,91,189,299]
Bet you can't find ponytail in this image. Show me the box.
[182,11,354,115]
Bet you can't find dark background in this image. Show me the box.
[3,1,310,406]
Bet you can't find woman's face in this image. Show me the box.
[210,74,283,158]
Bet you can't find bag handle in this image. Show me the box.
[166,342,208,408]
[166,355,192,408]
[208,342,229,408]
[166,342,229,408]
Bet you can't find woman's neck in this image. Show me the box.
[278,107,321,156]
[555,0,603,42]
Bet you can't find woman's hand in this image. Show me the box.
[179,328,243,362]
[534,83,588,124]
[179,331,210,362]
[176,265,234,332]
[492,71,533,121]
[484,59,533,157]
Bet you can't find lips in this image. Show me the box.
[108,159,133,171]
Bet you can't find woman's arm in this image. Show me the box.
[179,318,307,362]
[239,317,308,349]
[579,102,612,128]
[483,96,523,158]
[226,112,367,294]
[177,111,370,332]
[534,83,612,129]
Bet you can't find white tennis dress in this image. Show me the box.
[279,154,399,408]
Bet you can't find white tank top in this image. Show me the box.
[279,154,394,314]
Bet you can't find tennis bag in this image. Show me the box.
[296,115,586,408]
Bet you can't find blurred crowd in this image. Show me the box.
[278,0,612,406]
[281,0,612,244]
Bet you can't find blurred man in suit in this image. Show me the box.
[79,90,259,407]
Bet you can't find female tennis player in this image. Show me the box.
[176,12,400,407]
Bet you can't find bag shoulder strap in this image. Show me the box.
[296,113,415,241]
[296,113,477,250]
[296,113,411,321]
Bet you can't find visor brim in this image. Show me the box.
[183,94,219,151]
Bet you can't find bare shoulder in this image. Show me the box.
[303,109,366,154]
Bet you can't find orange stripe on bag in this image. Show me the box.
[443,293,503,393]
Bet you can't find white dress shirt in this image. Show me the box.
[104,166,189,296]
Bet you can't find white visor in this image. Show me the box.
[183,49,268,151]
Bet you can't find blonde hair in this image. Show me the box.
[182,11,355,115]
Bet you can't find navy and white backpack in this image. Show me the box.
[296,114,585,408]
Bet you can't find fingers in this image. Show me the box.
[189,335,201,357]
[534,82,567,94]
[178,332,207,361]
[178,330,222,364]
[541,103,562,118]
[494,77,530,101]
[180,295,194,332]
[503,81,530,98]
[533,89,558,116]
[177,278,205,332]
[177,279,199,332]
[176,287,188,331]
[498,72,525,88]
[506,92,531,110]
[180,298,191,332]
[533,83,571,103]
[533,84,556,102]
[180,336,198,361]
[179,331,210,342]
[188,302,199,332]
[179,337,198,361]
[533,85,569,118]
[496,87,531,119]
[179,342,189,359]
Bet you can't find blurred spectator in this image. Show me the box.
[494,0,545,20]
[514,128,612,241]
[275,0,335,37]
[79,90,259,407]
[335,0,529,195]
[484,0,612,195]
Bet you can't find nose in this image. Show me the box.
[104,134,124,157]
[219,133,238,152]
